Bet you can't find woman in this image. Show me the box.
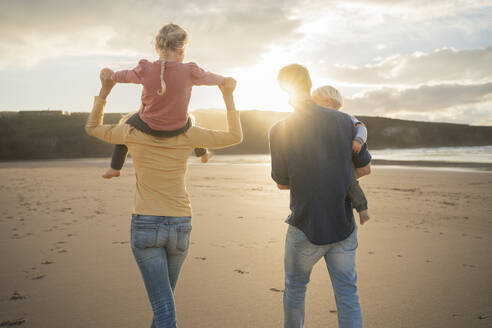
[85,72,242,328]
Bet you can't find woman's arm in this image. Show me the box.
[187,80,243,149]
[85,72,131,144]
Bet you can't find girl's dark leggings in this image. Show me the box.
[110,113,207,170]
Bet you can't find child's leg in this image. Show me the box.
[194,148,207,157]
[348,172,370,224]
[103,144,128,179]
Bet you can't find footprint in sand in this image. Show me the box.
[270,288,284,293]
[0,318,26,326]
[234,269,249,274]
[30,275,45,280]
[10,291,27,301]
[329,310,337,314]
[111,241,130,245]
[397,254,403,258]
[368,251,375,255]
[478,315,489,320]
[194,257,207,261]
[41,261,54,265]
[462,264,476,268]
[425,259,432,263]
[58,249,68,253]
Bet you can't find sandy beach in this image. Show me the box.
[0,158,491,328]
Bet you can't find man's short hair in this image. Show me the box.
[277,64,312,95]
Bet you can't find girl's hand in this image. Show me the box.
[352,140,362,153]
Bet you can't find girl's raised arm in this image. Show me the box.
[189,62,225,86]
[111,59,148,84]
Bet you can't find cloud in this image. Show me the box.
[344,82,492,124]
[0,0,301,70]
[325,47,492,85]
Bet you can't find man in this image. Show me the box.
[269,64,372,328]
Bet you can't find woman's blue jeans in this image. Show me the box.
[284,225,362,328]
[131,214,192,328]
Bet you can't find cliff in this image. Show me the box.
[1,109,491,160]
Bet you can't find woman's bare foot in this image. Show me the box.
[359,210,370,225]
[102,168,121,179]
[200,151,214,163]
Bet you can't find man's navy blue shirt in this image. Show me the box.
[269,100,371,245]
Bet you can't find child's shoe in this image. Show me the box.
[200,151,214,163]
[102,168,121,179]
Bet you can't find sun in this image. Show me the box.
[231,46,299,112]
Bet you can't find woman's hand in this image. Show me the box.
[100,68,114,81]
[99,68,116,99]
[221,77,237,94]
[219,78,237,111]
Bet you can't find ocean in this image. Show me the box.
[370,145,492,163]
[3,146,490,172]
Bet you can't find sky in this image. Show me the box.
[0,0,491,125]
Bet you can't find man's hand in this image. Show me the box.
[352,140,362,153]
[99,68,116,99]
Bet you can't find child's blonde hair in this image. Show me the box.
[312,85,343,110]
[155,23,189,95]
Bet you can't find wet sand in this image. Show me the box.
[0,158,491,327]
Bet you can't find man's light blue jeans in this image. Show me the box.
[284,225,362,328]
[131,214,192,328]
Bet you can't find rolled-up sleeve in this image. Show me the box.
[269,125,289,185]
[352,143,372,168]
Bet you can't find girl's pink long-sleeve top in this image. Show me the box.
[112,59,225,131]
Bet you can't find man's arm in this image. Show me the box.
[269,124,290,189]
[85,70,130,145]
